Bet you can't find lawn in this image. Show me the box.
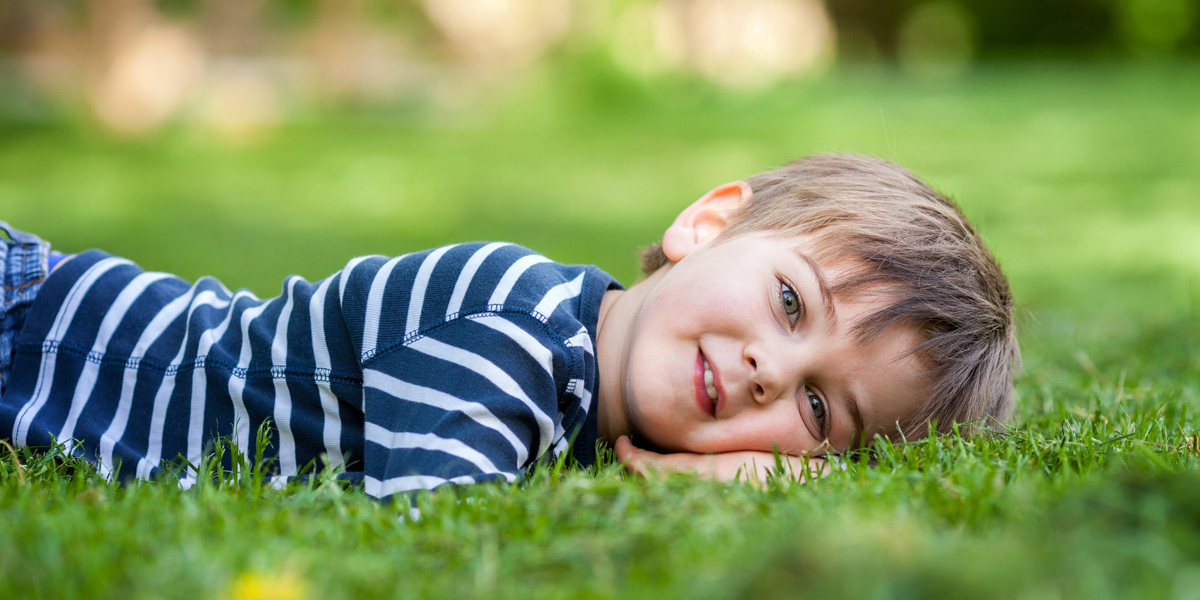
[2,62,1199,599]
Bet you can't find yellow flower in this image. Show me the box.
[224,571,306,600]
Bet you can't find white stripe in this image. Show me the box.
[360,255,406,356]
[90,273,174,354]
[409,335,554,458]
[532,272,585,319]
[271,277,300,477]
[188,292,261,475]
[578,387,593,416]
[567,379,585,399]
[338,255,378,305]
[565,325,595,356]
[45,257,133,339]
[364,368,528,465]
[309,276,344,469]
[12,257,131,446]
[404,245,455,338]
[137,289,237,479]
[488,254,551,306]
[99,282,202,477]
[226,300,273,454]
[472,315,553,375]
[364,473,489,497]
[445,242,507,317]
[365,424,500,473]
[186,291,258,475]
[57,272,171,443]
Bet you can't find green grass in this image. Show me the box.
[3,62,1200,599]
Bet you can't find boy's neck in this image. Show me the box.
[593,267,668,444]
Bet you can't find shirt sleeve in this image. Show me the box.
[357,312,566,500]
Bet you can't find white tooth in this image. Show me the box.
[702,357,716,400]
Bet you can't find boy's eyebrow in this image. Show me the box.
[793,249,837,326]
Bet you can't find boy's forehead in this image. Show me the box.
[768,232,871,329]
[708,230,914,347]
[711,231,844,322]
[780,233,912,339]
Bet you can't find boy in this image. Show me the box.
[0,154,1018,497]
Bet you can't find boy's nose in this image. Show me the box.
[746,346,791,405]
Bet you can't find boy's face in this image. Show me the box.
[596,183,929,456]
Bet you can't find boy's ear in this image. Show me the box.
[661,181,752,262]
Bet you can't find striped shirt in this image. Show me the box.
[0,242,617,499]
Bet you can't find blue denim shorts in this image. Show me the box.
[0,221,53,395]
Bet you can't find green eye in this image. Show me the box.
[780,283,802,325]
[806,388,828,435]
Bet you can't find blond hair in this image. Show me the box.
[640,154,1019,443]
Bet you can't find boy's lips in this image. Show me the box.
[694,349,722,417]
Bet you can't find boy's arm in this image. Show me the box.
[333,245,600,501]
[356,314,570,500]
[613,436,832,485]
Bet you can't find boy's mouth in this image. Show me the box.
[695,350,720,417]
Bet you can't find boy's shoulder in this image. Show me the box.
[343,241,602,304]
[338,242,618,354]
